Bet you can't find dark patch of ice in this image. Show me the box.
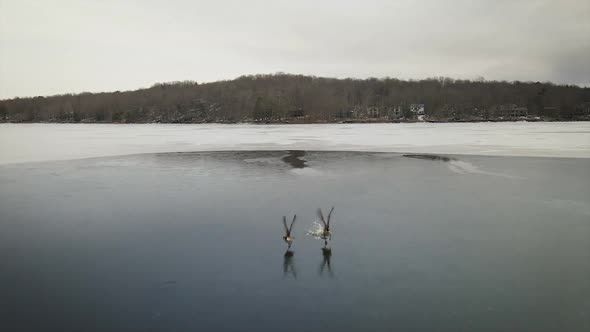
[281,150,307,168]
[403,154,455,162]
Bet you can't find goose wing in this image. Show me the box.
[289,215,296,234]
[327,207,334,227]
[317,208,327,228]
[282,216,289,235]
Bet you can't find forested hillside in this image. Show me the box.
[2,74,589,123]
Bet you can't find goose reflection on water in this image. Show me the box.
[320,243,334,278]
[316,207,335,277]
[283,249,297,278]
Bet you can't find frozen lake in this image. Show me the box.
[1,122,589,164]
[0,123,589,331]
[1,151,589,332]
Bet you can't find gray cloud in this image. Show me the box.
[1,0,589,98]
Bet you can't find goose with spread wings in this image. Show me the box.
[282,215,296,248]
[317,207,334,241]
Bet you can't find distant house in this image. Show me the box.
[388,106,402,119]
[410,104,425,115]
[367,106,380,118]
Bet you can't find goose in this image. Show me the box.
[282,215,296,248]
[317,207,334,241]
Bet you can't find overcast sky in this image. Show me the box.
[1,0,589,99]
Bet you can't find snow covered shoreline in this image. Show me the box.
[1,122,589,164]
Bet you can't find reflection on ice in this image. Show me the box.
[283,250,296,279]
[320,246,333,278]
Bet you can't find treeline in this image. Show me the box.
[1,74,589,123]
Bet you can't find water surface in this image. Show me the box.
[0,151,589,332]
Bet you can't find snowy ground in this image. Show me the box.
[0,122,589,164]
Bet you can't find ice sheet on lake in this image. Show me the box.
[0,122,589,164]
